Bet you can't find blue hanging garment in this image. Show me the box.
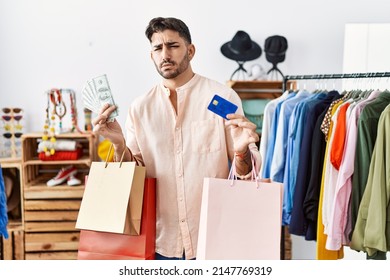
[0,166,9,239]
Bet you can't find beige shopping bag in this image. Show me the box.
[76,147,146,235]
[197,157,283,260]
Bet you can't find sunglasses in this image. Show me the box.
[3,124,11,131]
[3,123,23,131]
[2,115,23,121]
[3,132,23,139]
[2,108,23,114]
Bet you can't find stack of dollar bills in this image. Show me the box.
[82,74,119,122]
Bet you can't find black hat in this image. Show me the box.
[264,35,288,64]
[221,31,262,62]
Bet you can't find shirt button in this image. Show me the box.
[181,219,185,223]
[176,127,180,130]
[177,150,181,154]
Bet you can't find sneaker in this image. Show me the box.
[67,174,81,186]
[47,166,77,187]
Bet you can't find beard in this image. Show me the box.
[155,53,190,79]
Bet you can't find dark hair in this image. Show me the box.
[145,17,192,44]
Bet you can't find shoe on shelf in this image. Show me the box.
[67,174,81,186]
[47,165,77,187]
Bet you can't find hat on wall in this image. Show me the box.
[264,35,288,79]
[221,31,262,62]
[264,35,288,64]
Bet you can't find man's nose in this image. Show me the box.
[161,46,171,60]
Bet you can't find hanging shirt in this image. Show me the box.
[324,101,351,248]
[259,90,290,177]
[329,102,351,170]
[351,103,390,258]
[125,74,261,259]
[316,101,344,260]
[302,108,329,239]
[270,90,310,183]
[282,94,318,225]
[262,93,296,179]
[289,91,341,239]
[303,96,345,228]
[351,91,390,235]
[322,103,344,236]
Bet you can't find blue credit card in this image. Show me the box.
[207,94,238,119]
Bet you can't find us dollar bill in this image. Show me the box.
[82,88,97,112]
[91,74,119,122]
[84,83,101,111]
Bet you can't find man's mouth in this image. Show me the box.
[161,62,174,69]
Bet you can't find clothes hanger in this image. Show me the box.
[322,77,329,93]
[362,76,375,98]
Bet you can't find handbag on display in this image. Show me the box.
[197,155,283,260]
[76,145,146,235]
[77,178,156,260]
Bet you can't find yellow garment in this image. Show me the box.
[316,101,344,260]
[97,139,114,162]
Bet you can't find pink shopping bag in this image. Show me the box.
[197,158,283,260]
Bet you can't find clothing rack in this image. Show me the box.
[283,71,390,91]
[279,71,390,259]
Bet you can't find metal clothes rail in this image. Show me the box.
[283,71,390,91]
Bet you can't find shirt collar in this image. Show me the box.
[160,73,200,96]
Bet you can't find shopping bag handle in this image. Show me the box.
[105,143,126,168]
[228,151,260,187]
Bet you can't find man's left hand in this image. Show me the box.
[225,113,259,153]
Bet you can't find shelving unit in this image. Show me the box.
[0,159,24,260]
[21,132,97,260]
[227,80,296,100]
[0,223,24,260]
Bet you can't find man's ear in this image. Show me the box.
[188,44,195,60]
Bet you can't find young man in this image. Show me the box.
[92,17,261,260]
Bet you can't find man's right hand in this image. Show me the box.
[92,104,124,147]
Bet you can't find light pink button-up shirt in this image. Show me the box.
[125,74,260,259]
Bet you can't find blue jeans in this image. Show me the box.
[155,253,195,260]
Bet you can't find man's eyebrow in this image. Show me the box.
[152,41,180,48]
[152,42,162,49]
[166,41,179,45]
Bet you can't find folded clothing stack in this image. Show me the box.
[37,140,83,160]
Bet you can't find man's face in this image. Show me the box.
[150,30,193,79]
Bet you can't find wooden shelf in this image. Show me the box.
[0,160,24,249]
[24,186,85,199]
[19,132,97,260]
[23,132,95,139]
[227,80,296,99]
[23,157,92,167]
[1,226,24,260]
[0,158,22,166]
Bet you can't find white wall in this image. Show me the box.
[1,0,390,132]
[343,23,390,91]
